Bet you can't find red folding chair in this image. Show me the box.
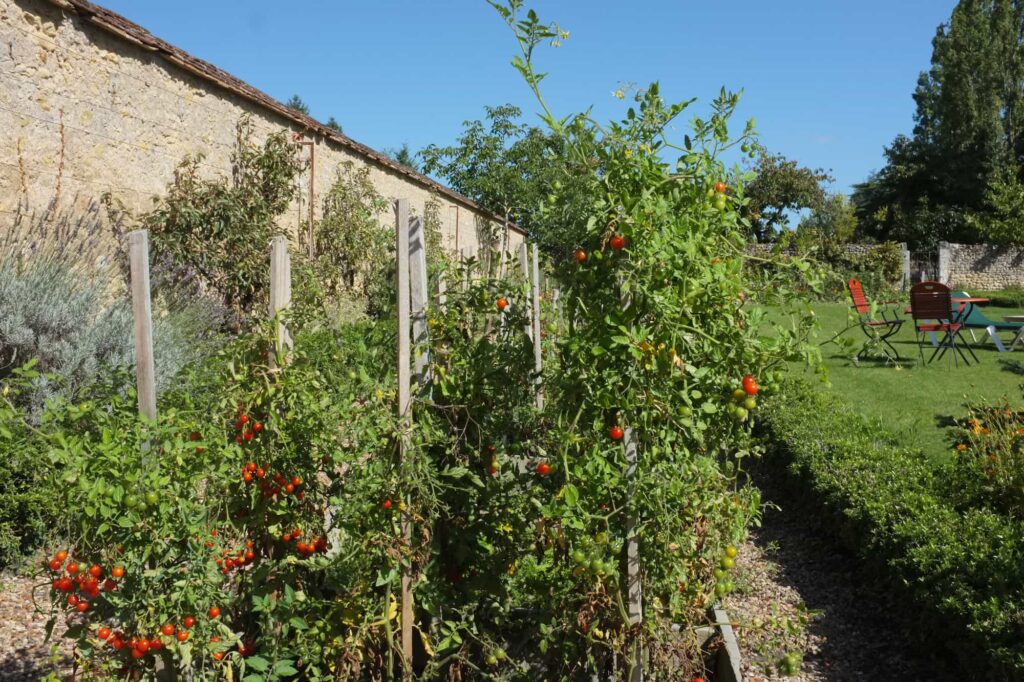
[847,278,904,362]
[909,281,977,366]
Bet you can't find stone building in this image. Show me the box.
[0,0,525,256]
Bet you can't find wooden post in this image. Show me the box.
[395,200,414,675]
[269,236,293,361]
[531,244,544,410]
[409,216,430,384]
[515,242,531,341]
[625,425,643,681]
[128,230,156,421]
[437,273,447,309]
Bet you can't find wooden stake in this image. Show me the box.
[269,236,293,362]
[531,243,544,410]
[409,216,430,384]
[518,243,532,341]
[395,200,414,675]
[127,230,156,421]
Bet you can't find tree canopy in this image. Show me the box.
[743,152,832,242]
[853,0,1024,247]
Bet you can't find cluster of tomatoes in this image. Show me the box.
[240,463,305,502]
[211,535,258,575]
[713,545,738,597]
[233,412,264,445]
[572,233,626,265]
[728,374,759,422]
[280,529,329,557]
[47,551,123,614]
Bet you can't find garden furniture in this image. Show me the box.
[909,281,977,366]
[951,291,1022,352]
[847,278,904,362]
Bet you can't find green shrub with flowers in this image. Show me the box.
[948,401,1024,520]
[5,2,824,679]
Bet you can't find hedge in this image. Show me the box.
[762,380,1024,679]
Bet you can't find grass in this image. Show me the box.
[784,300,1024,462]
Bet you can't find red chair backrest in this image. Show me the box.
[848,278,871,314]
[910,281,952,322]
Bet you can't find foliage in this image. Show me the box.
[0,363,61,569]
[948,402,1024,519]
[420,104,596,254]
[384,143,419,171]
[0,256,221,421]
[853,0,1024,247]
[743,151,831,242]
[794,193,858,246]
[284,95,310,115]
[763,379,1024,678]
[309,162,393,316]
[142,116,304,326]
[325,117,343,133]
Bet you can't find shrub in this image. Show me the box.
[947,402,1024,519]
[763,380,1024,678]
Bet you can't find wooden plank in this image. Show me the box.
[518,242,532,341]
[625,425,643,681]
[409,215,430,384]
[269,235,293,361]
[127,230,156,421]
[437,272,447,308]
[394,199,414,675]
[531,243,544,410]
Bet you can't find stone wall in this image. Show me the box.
[940,242,1024,291]
[745,242,912,289]
[0,0,523,259]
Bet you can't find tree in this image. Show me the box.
[797,193,858,244]
[385,143,419,171]
[285,94,310,115]
[854,0,1024,247]
[325,116,343,133]
[743,152,831,241]
[420,104,594,253]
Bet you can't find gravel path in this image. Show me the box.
[723,476,958,682]
[0,574,74,681]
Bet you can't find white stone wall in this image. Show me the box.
[0,0,523,258]
[942,242,1024,291]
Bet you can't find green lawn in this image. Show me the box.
[785,301,1024,461]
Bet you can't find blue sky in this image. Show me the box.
[98,0,956,195]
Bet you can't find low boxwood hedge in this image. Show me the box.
[762,380,1024,679]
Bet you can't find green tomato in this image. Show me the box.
[741,143,750,153]
[485,654,498,666]
[595,531,609,545]
[572,550,587,565]
[124,495,139,510]
[725,545,737,558]
[721,556,735,570]
[713,568,726,580]
[679,405,692,417]
[724,580,734,592]
[495,649,507,660]
[734,407,748,422]
[589,558,602,573]
[714,196,727,210]
[145,491,159,507]
[732,388,746,401]
[714,583,727,597]
[743,397,757,411]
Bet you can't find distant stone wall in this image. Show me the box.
[940,242,1024,291]
[0,0,523,260]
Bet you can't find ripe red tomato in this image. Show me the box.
[537,462,551,476]
[742,374,758,396]
[256,468,266,479]
[488,464,498,475]
[208,606,220,619]
[610,235,625,251]
[243,431,254,441]
[76,601,89,613]
[253,422,263,433]
[239,414,249,425]
[296,490,305,501]
[89,564,102,578]
[130,647,145,659]
[235,435,243,444]
[135,640,150,653]
[97,626,112,640]
[111,638,126,650]
[714,181,727,193]
[213,652,226,661]
[609,426,624,441]
[183,616,195,629]
[245,550,255,561]
[48,558,62,571]
[149,638,163,651]
[67,594,79,607]
[55,550,68,562]
[66,562,79,575]
[292,475,302,486]
[383,498,393,510]
[58,578,73,592]
[285,483,295,494]
[102,579,116,591]
[189,431,201,441]
[496,297,508,311]
[575,248,587,263]
[111,565,124,579]
[176,629,190,642]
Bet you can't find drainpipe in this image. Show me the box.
[293,133,316,259]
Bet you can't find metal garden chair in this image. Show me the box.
[909,281,977,366]
[847,278,904,362]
